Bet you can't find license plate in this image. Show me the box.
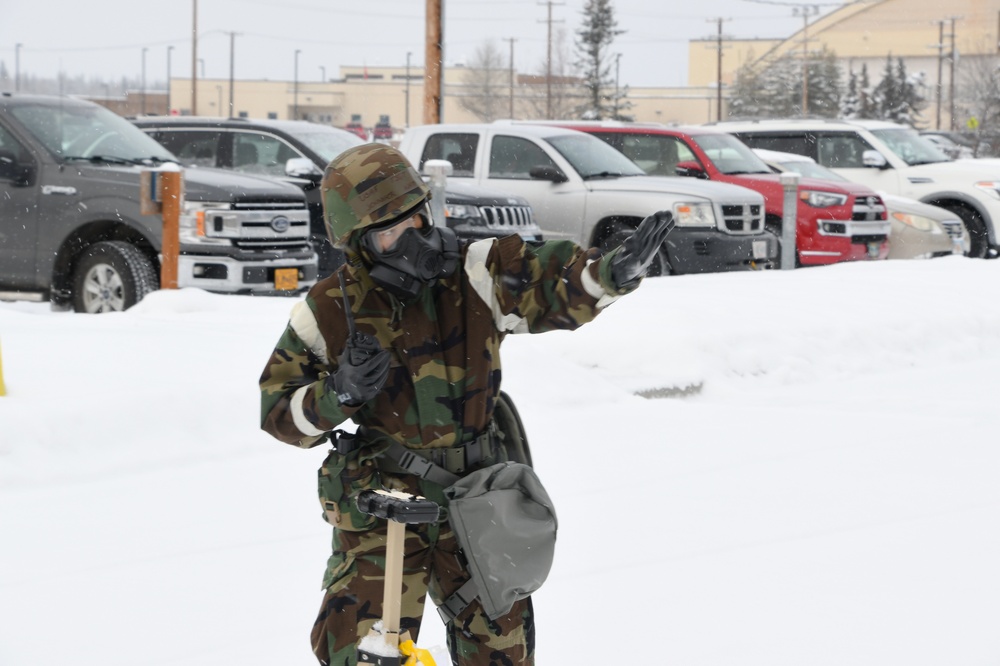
[274,268,299,291]
[867,242,880,258]
[752,239,768,259]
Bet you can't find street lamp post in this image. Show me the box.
[15,43,22,92]
[141,47,149,115]
[167,45,174,115]
[216,85,222,116]
[405,51,412,127]
[294,49,302,120]
[319,65,326,82]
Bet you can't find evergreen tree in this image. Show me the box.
[728,58,764,119]
[807,46,841,117]
[872,54,901,121]
[893,57,927,126]
[841,69,861,119]
[574,0,624,119]
[857,64,876,119]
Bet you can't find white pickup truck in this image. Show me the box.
[398,122,777,275]
[714,118,1000,258]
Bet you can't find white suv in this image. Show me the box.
[712,118,1000,258]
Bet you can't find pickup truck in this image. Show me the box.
[398,122,777,275]
[0,93,317,313]
[556,121,890,265]
[712,118,1000,258]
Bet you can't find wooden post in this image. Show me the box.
[424,0,442,124]
[160,171,183,289]
[381,520,405,647]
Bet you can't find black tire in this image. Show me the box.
[948,204,989,259]
[72,241,159,313]
[600,226,672,278]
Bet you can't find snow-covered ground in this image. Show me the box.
[2,256,999,665]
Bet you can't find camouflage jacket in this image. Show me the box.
[259,235,631,450]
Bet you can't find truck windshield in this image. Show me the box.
[545,134,645,179]
[12,103,176,163]
[691,134,772,175]
[284,127,364,163]
[870,128,950,166]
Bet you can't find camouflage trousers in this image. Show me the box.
[311,473,535,666]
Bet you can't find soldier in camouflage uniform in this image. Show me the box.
[259,143,673,665]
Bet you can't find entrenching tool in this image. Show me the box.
[355,489,440,666]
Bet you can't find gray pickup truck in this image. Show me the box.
[0,93,318,313]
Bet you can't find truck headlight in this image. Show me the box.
[974,181,1000,200]
[672,202,715,227]
[799,190,848,208]
[445,203,479,219]
[179,202,233,245]
[891,211,937,232]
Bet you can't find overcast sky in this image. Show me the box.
[1,0,841,89]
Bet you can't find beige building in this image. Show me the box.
[164,0,999,131]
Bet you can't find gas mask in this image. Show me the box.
[360,205,460,300]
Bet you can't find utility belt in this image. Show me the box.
[333,421,503,484]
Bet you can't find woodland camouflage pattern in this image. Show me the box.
[321,143,430,247]
[260,160,637,664]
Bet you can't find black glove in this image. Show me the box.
[609,210,675,290]
[331,332,391,407]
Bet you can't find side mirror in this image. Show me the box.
[862,150,889,169]
[675,160,708,179]
[0,150,33,186]
[285,157,322,180]
[529,165,568,183]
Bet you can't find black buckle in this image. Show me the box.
[397,449,436,479]
[333,430,360,456]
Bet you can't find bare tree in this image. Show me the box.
[520,27,583,120]
[456,40,509,122]
[956,43,1000,139]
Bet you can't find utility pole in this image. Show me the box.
[505,38,516,119]
[319,65,326,82]
[949,16,961,131]
[707,17,730,122]
[141,47,148,115]
[191,0,198,115]
[405,51,412,127]
[425,0,443,124]
[15,43,22,92]
[614,53,621,120]
[228,32,239,116]
[538,1,564,119]
[932,21,944,130]
[792,4,819,117]
[167,45,174,115]
[294,49,302,120]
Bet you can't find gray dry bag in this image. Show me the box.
[437,461,558,622]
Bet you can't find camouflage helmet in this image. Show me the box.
[321,143,430,248]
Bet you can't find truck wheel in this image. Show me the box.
[601,227,672,277]
[949,205,989,259]
[72,241,159,313]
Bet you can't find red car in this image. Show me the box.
[554,121,890,266]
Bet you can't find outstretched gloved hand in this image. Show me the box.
[609,210,675,290]
[331,332,391,407]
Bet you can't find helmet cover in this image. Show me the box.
[322,143,430,247]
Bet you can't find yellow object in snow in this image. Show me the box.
[0,338,6,396]
[399,639,436,666]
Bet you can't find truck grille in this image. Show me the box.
[852,195,886,221]
[720,204,763,234]
[478,205,535,229]
[940,219,964,240]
